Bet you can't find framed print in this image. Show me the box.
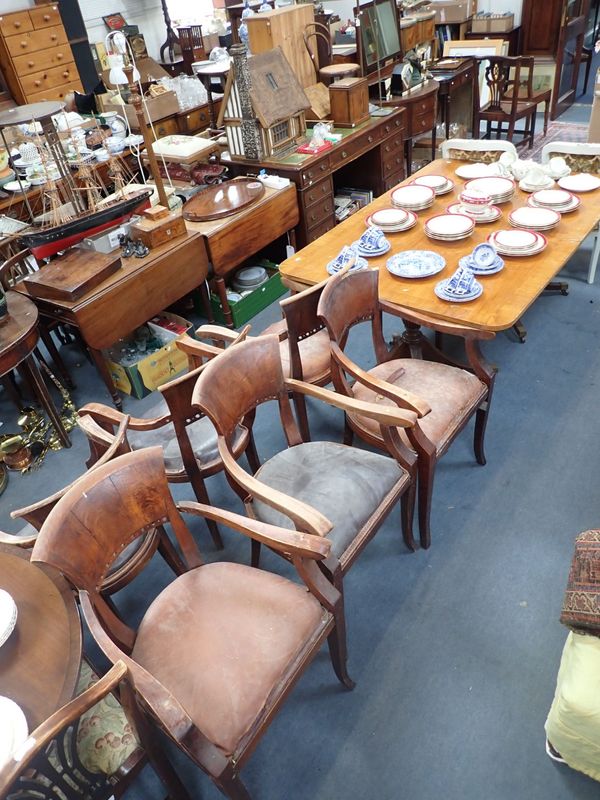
[103,13,127,31]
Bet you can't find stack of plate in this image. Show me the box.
[509,206,561,231]
[391,184,435,212]
[458,253,504,276]
[558,174,600,193]
[518,176,555,192]
[0,697,28,772]
[0,589,17,648]
[424,213,474,242]
[528,188,580,213]
[386,250,446,279]
[412,174,455,195]
[233,265,269,293]
[446,202,501,224]
[464,176,515,204]
[488,228,547,257]
[365,207,417,233]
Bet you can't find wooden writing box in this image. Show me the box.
[129,208,187,249]
[329,77,370,128]
[22,250,121,301]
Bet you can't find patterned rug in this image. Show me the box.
[529,121,589,161]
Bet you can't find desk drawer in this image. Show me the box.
[448,68,474,91]
[29,5,62,30]
[177,105,213,134]
[152,118,180,138]
[0,11,33,35]
[304,194,334,231]
[306,216,336,244]
[300,158,331,188]
[330,128,380,168]
[382,115,405,137]
[382,134,403,158]
[413,109,436,136]
[21,63,79,96]
[382,152,404,177]
[13,46,74,76]
[384,169,404,192]
[302,176,333,209]
[5,26,67,57]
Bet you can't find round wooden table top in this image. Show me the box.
[0,292,39,377]
[183,178,266,221]
[0,544,82,731]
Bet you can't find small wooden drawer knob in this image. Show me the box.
[43,14,51,20]
[51,34,57,40]
[27,60,34,67]
[57,53,63,59]
[34,80,41,87]
[62,71,69,78]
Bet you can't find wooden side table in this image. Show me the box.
[0,544,82,731]
[0,292,70,447]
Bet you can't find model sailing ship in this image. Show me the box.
[16,125,152,259]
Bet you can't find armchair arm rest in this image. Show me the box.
[285,379,418,429]
[332,345,431,417]
[177,501,331,560]
[0,529,37,548]
[194,323,251,344]
[78,402,169,431]
[217,439,333,538]
[380,300,496,340]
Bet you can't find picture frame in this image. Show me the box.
[442,39,507,107]
[103,13,127,31]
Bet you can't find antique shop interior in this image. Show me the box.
[2,0,600,797]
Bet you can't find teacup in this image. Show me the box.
[498,150,517,167]
[523,166,548,187]
[95,148,109,162]
[548,156,568,178]
[445,263,475,295]
[459,189,491,215]
[329,245,356,272]
[358,225,386,250]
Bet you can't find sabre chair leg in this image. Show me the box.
[401,478,417,552]
[188,473,224,550]
[588,227,600,284]
[251,538,261,568]
[215,770,253,800]
[325,563,355,690]
[474,401,490,466]
[417,453,436,550]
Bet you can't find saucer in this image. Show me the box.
[459,254,504,276]
[0,697,28,772]
[435,278,483,302]
[387,250,446,279]
[412,175,455,195]
[447,203,502,224]
[352,239,391,257]
[518,177,555,192]
[326,256,369,275]
[558,173,600,193]
[3,180,30,192]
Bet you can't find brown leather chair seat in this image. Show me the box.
[349,360,487,456]
[131,561,327,757]
[260,319,331,384]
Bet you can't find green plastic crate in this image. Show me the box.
[207,262,287,328]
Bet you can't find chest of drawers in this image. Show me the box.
[0,3,82,106]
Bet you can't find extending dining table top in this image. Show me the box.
[279,159,600,331]
[0,544,82,731]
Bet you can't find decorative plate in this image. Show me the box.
[472,242,497,268]
[391,184,435,206]
[352,239,392,257]
[326,256,369,275]
[509,206,561,228]
[425,213,474,237]
[369,207,408,226]
[492,229,538,249]
[459,254,504,275]
[532,188,572,206]
[386,250,446,279]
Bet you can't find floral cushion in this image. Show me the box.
[74,659,140,776]
[545,153,600,174]
[447,148,499,164]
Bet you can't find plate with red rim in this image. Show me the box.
[531,188,573,207]
[447,202,501,223]
[464,176,515,203]
[508,206,561,230]
[412,175,455,195]
[488,229,547,256]
[557,173,600,193]
[425,212,474,240]
[366,208,417,232]
[368,207,408,227]
[391,184,435,210]
[528,193,580,213]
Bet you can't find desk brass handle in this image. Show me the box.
[342,150,347,158]
[368,135,373,142]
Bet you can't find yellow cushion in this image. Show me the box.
[545,631,600,782]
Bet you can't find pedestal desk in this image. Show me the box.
[224,109,406,248]
[383,80,439,176]
[429,58,477,139]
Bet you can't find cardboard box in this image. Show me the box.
[431,0,477,24]
[489,13,514,31]
[589,69,600,143]
[104,312,192,399]
[101,90,179,129]
[471,14,490,32]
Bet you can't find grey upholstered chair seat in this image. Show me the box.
[127,397,246,472]
[349,359,487,455]
[252,441,408,559]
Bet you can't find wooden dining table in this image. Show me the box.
[279,158,600,332]
[0,544,82,731]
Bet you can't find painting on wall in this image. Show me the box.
[103,12,127,30]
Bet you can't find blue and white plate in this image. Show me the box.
[435,278,483,302]
[326,256,369,275]
[458,254,504,276]
[352,239,391,258]
[386,250,446,279]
